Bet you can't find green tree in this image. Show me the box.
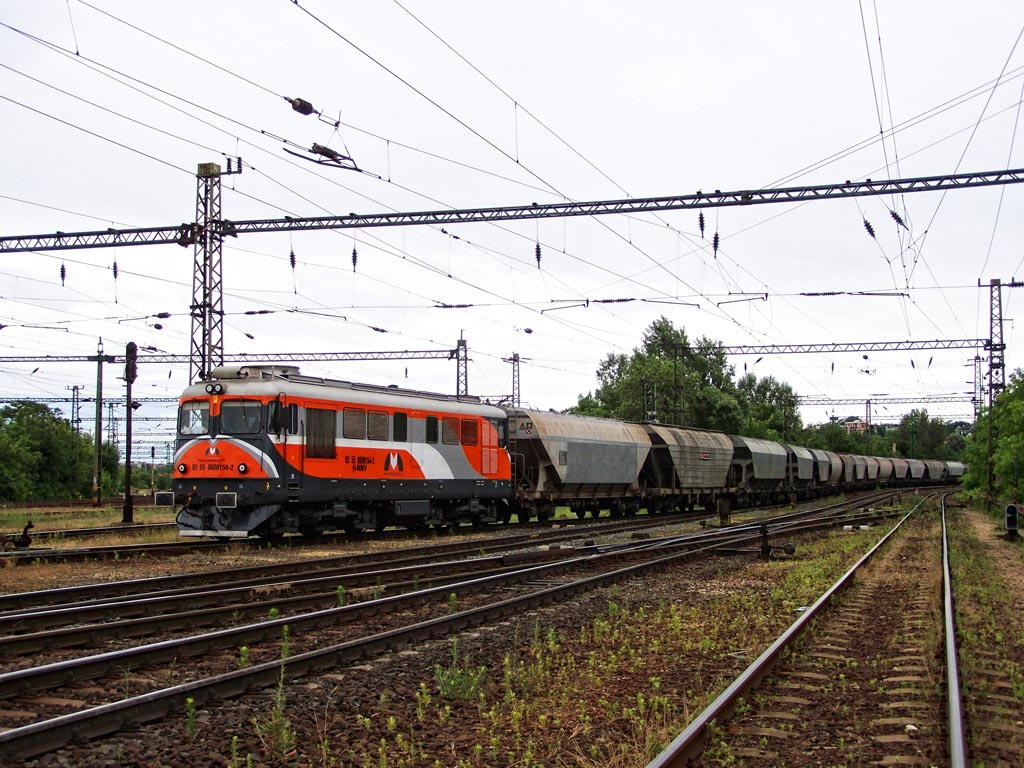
[797,419,858,453]
[893,409,949,460]
[735,373,801,441]
[963,370,1024,502]
[0,402,95,501]
[571,317,798,435]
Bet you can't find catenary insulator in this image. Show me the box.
[698,212,705,237]
[112,260,119,280]
[289,248,296,270]
[863,219,876,238]
[290,97,315,116]
[60,263,66,286]
[889,209,908,229]
[712,232,719,257]
[352,245,358,272]
[535,242,541,268]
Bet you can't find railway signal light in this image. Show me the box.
[1006,504,1020,539]
[124,341,137,384]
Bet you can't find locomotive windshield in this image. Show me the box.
[178,401,210,436]
[221,400,263,434]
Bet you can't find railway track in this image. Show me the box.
[0,488,894,564]
[647,493,970,767]
[0,494,908,760]
[0,507,707,564]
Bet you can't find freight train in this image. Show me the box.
[162,365,965,538]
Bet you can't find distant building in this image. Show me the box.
[844,419,868,434]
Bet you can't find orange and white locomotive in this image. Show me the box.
[170,365,512,537]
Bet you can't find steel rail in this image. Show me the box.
[0,498,903,701]
[0,515,693,613]
[645,495,931,767]
[0,504,887,657]
[0,495,914,758]
[0,554,521,634]
[941,494,969,767]
[0,526,766,759]
[0,538,243,565]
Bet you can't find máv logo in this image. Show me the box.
[385,452,404,472]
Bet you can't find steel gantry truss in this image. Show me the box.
[2,164,1023,383]
[723,339,989,355]
[3,167,1023,252]
[0,348,461,365]
[0,346,471,396]
[798,395,973,406]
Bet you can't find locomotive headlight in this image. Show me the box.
[177,463,188,474]
[238,463,248,474]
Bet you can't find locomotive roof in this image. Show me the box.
[182,365,507,417]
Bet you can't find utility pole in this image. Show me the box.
[972,355,984,422]
[191,162,230,383]
[123,342,138,524]
[984,278,1023,515]
[502,352,521,408]
[455,337,468,397]
[66,385,81,433]
[642,380,658,423]
[89,339,115,507]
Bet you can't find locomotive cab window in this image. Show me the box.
[268,401,298,434]
[307,408,337,458]
[343,408,366,440]
[442,417,460,445]
[426,415,439,444]
[461,418,478,446]
[368,410,388,441]
[393,412,408,442]
[220,400,262,434]
[178,401,210,436]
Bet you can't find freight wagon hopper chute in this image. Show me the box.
[641,424,732,513]
[922,459,946,484]
[784,444,815,499]
[891,458,911,486]
[729,436,788,505]
[876,457,895,485]
[907,459,927,483]
[944,461,966,481]
[509,410,651,519]
[851,455,869,487]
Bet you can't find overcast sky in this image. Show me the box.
[2,1,1023,456]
